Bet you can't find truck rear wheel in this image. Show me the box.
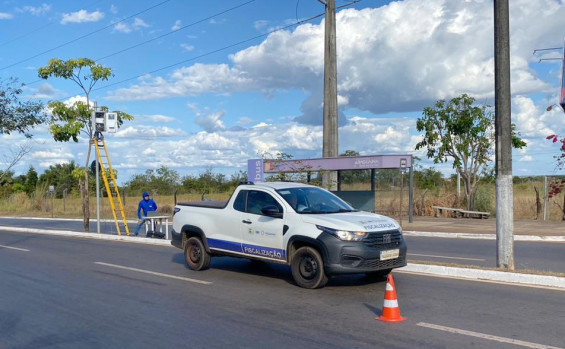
[184,236,211,271]
[291,246,328,289]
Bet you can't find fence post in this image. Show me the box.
[63,189,67,213]
[543,176,548,221]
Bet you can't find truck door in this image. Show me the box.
[239,189,286,262]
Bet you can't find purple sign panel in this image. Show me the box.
[247,159,265,182]
[561,39,565,111]
[256,155,412,173]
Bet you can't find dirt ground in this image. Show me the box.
[401,215,565,236]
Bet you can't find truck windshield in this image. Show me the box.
[277,187,356,214]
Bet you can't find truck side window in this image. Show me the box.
[233,190,247,212]
[246,190,282,216]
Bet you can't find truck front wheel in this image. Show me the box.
[184,236,211,271]
[291,246,328,289]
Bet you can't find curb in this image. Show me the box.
[403,231,565,243]
[398,263,565,290]
[2,225,563,290]
[0,226,171,247]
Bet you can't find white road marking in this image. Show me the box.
[417,322,563,349]
[0,244,30,252]
[408,253,485,261]
[94,262,212,285]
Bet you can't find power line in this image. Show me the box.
[93,12,327,92]
[95,0,255,62]
[93,1,362,92]
[23,0,254,87]
[0,0,106,48]
[0,0,171,72]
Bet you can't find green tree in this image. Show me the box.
[0,78,43,183]
[0,78,44,138]
[414,167,443,191]
[125,166,181,196]
[415,94,526,210]
[338,150,372,185]
[24,166,38,196]
[38,161,80,198]
[38,58,133,231]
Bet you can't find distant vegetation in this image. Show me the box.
[0,162,563,221]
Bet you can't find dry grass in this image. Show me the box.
[0,182,563,222]
[342,181,564,221]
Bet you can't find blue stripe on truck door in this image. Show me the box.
[207,238,242,254]
[207,238,286,261]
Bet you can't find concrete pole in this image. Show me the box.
[322,0,338,190]
[543,176,548,221]
[93,102,101,234]
[494,0,514,270]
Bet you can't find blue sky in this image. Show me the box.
[1,0,565,184]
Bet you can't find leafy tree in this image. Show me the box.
[38,58,133,231]
[0,78,44,138]
[260,151,317,183]
[0,143,33,184]
[124,166,181,196]
[414,167,443,191]
[546,134,565,170]
[38,161,80,198]
[339,150,372,185]
[415,94,526,210]
[24,166,38,196]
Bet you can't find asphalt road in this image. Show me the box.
[405,236,565,274]
[1,230,564,349]
[1,217,562,274]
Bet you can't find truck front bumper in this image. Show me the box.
[317,231,407,275]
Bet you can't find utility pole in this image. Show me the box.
[494,0,514,270]
[319,0,338,190]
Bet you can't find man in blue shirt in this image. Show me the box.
[134,191,158,236]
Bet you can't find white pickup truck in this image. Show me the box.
[171,181,406,288]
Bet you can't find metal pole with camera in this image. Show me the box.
[92,102,105,234]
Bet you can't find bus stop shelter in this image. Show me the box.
[247,155,413,222]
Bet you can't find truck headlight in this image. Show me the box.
[317,225,367,241]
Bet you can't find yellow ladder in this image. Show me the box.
[93,136,130,236]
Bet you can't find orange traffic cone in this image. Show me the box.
[377,274,406,322]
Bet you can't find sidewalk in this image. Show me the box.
[402,216,565,236]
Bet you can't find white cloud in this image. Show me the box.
[133,17,149,28]
[180,43,194,52]
[195,111,226,133]
[32,151,73,159]
[107,0,564,126]
[0,13,13,19]
[110,5,118,15]
[115,125,186,138]
[113,17,149,33]
[172,19,181,31]
[61,10,104,24]
[20,4,51,16]
[519,155,534,162]
[147,114,175,123]
[26,83,63,99]
[254,20,269,31]
[113,22,131,33]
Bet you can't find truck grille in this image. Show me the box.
[363,230,403,248]
[360,255,406,269]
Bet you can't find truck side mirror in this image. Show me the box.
[261,205,283,219]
